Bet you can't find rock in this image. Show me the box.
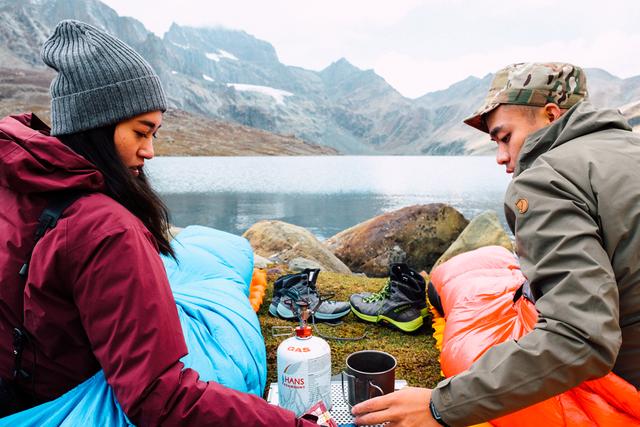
[388,245,407,264]
[325,204,468,277]
[431,210,514,272]
[267,266,286,280]
[288,257,324,272]
[253,253,272,269]
[243,220,351,274]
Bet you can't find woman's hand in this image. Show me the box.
[351,387,442,427]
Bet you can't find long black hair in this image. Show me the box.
[58,124,176,259]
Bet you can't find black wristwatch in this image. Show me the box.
[429,398,449,427]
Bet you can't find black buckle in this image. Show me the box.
[12,328,30,380]
[34,212,57,239]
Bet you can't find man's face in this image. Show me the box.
[485,105,550,175]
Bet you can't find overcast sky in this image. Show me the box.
[102,0,640,98]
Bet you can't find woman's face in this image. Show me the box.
[113,110,163,177]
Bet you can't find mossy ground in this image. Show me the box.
[257,269,443,393]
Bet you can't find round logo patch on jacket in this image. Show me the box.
[516,198,529,214]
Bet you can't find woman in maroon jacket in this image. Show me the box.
[0,19,315,426]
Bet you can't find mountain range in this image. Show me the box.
[1,0,639,155]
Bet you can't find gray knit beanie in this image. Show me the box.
[41,20,167,136]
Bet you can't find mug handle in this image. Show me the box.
[341,371,356,408]
[368,381,384,399]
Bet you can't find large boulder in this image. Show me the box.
[325,204,468,277]
[431,210,514,272]
[242,220,351,274]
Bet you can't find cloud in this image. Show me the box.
[102,0,640,96]
[103,0,423,70]
[374,31,640,98]
[104,0,423,35]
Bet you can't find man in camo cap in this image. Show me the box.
[464,62,587,132]
[465,62,587,175]
[352,62,640,426]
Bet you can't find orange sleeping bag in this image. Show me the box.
[429,245,640,426]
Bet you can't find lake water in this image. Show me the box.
[146,156,511,240]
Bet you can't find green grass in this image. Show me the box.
[257,269,444,392]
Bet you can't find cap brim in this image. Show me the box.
[463,101,499,134]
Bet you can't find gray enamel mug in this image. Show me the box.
[341,350,397,407]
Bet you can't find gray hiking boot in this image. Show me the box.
[350,263,427,332]
[269,269,351,322]
[269,269,315,317]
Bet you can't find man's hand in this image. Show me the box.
[351,387,442,426]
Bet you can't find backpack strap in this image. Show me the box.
[18,191,84,278]
[14,191,84,384]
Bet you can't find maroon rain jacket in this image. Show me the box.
[0,113,314,426]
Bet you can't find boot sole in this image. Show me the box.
[275,304,351,321]
[351,307,423,333]
[268,304,279,317]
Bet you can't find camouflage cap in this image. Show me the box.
[464,62,588,133]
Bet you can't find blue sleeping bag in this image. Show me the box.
[0,226,266,426]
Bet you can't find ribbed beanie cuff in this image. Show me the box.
[50,75,167,135]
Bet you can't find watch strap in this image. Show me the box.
[429,398,449,427]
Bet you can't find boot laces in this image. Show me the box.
[363,280,391,303]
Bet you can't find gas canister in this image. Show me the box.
[276,304,331,416]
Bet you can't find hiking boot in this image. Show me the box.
[269,269,315,317]
[269,269,351,322]
[352,263,428,317]
[401,265,428,318]
[349,263,427,332]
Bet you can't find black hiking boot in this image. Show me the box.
[349,263,427,332]
[269,269,350,322]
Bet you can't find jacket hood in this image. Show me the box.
[0,113,104,194]
[515,100,633,176]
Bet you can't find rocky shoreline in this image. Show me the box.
[174,203,513,277]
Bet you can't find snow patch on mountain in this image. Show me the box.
[206,49,238,62]
[227,83,293,105]
[171,41,189,50]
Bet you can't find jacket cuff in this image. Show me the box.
[431,379,455,426]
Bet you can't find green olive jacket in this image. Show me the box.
[432,101,640,426]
